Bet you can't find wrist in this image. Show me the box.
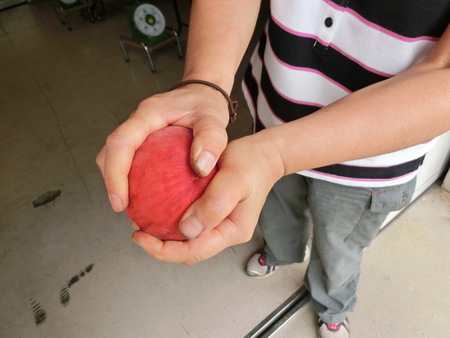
[251,130,286,185]
[169,80,238,123]
[181,71,235,95]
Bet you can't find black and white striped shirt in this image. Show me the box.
[243,0,449,187]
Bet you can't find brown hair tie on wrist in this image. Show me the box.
[169,80,238,123]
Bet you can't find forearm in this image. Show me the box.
[181,0,261,94]
[256,25,450,179]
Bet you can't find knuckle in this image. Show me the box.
[136,96,152,109]
[233,226,253,244]
[237,229,253,244]
[147,247,165,262]
[105,132,127,149]
[201,195,226,225]
[182,258,198,266]
[105,131,136,156]
[136,95,162,111]
[95,152,103,168]
[194,121,228,143]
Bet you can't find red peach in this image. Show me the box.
[125,126,218,241]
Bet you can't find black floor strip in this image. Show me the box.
[244,286,311,338]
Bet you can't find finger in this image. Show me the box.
[132,220,240,265]
[178,165,248,239]
[132,231,188,263]
[96,145,106,176]
[102,116,164,211]
[97,144,129,211]
[190,116,228,177]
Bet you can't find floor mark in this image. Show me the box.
[32,189,61,207]
[59,263,95,307]
[30,299,47,326]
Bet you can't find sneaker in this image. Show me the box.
[245,253,279,278]
[317,318,350,338]
[245,246,310,278]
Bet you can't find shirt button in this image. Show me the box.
[324,17,333,27]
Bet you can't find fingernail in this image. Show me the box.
[179,216,204,239]
[195,151,215,176]
[109,194,125,212]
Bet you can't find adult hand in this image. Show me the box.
[96,84,230,212]
[131,133,285,265]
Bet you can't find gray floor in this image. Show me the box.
[1,2,449,337]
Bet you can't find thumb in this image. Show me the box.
[190,117,228,177]
[178,169,245,239]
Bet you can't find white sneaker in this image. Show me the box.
[318,318,350,338]
[245,253,279,278]
[245,246,310,278]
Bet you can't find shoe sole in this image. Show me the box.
[245,271,271,278]
[245,267,278,279]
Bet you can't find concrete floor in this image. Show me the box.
[1,2,449,337]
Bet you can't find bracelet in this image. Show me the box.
[169,79,238,123]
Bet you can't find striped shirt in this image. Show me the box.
[242,0,450,187]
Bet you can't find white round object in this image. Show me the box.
[133,3,166,37]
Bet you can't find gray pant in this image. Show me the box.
[258,174,416,324]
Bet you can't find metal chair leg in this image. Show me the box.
[172,30,183,59]
[142,44,156,73]
[119,38,130,62]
